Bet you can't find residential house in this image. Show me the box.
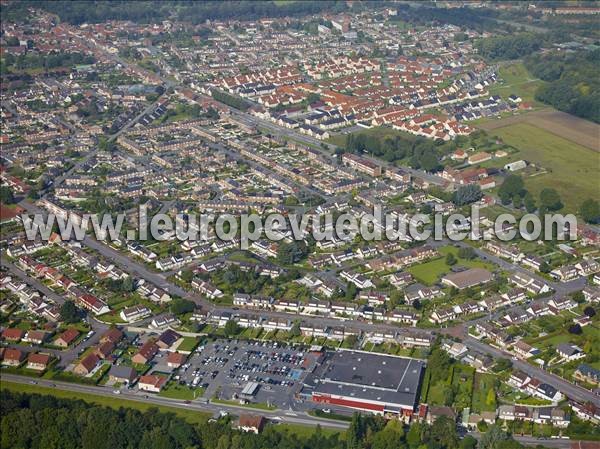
[74,353,100,376]
[132,340,159,364]
[26,353,51,371]
[138,375,168,393]
[2,348,25,366]
[54,328,80,347]
[109,365,137,384]
[156,329,181,350]
[573,364,600,385]
[167,352,187,368]
[557,343,585,362]
[238,415,266,434]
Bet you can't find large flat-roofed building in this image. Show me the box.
[302,350,425,417]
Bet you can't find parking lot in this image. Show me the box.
[176,339,320,409]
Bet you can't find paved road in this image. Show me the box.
[0,373,350,431]
[465,336,600,408]
[1,373,584,448]
[2,257,66,305]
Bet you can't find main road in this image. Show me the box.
[0,373,349,431]
[0,373,581,448]
[465,336,600,408]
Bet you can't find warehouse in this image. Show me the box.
[301,350,425,417]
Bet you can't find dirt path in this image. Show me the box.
[478,109,600,152]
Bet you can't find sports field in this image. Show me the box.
[490,123,600,213]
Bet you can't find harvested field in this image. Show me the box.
[478,109,600,152]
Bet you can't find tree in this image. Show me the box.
[276,241,308,265]
[539,261,551,273]
[572,291,585,303]
[486,388,496,408]
[524,192,537,213]
[406,422,425,449]
[453,184,483,206]
[428,347,452,384]
[60,300,81,323]
[568,323,583,335]
[540,188,563,211]
[460,435,478,449]
[170,298,195,315]
[498,174,525,201]
[446,253,457,266]
[583,306,596,317]
[580,198,600,224]
[290,321,301,337]
[223,319,240,336]
[179,269,193,282]
[0,186,16,204]
[431,415,458,449]
[513,194,523,209]
[458,247,475,260]
[345,282,358,300]
[371,420,405,449]
[420,151,440,172]
[479,424,510,449]
[345,334,358,348]
[494,358,512,372]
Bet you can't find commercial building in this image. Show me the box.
[301,350,424,417]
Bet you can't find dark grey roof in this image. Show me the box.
[304,351,424,409]
[109,365,136,380]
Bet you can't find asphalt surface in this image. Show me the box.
[0,373,350,431]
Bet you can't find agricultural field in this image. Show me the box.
[490,123,600,213]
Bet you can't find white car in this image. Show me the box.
[113,390,121,395]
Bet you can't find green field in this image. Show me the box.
[489,62,546,105]
[272,423,344,438]
[492,123,600,213]
[1,381,211,425]
[471,373,498,413]
[177,336,199,352]
[158,381,204,400]
[408,246,494,285]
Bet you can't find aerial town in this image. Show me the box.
[1,2,599,449]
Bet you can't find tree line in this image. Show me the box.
[1,389,552,449]
[525,49,600,123]
[2,1,349,26]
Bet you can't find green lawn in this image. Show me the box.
[177,337,199,353]
[489,62,546,105]
[471,373,498,413]
[158,381,204,400]
[491,123,599,213]
[1,381,211,425]
[407,246,494,285]
[272,423,344,439]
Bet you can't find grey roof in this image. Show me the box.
[304,351,424,409]
[109,365,136,380]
